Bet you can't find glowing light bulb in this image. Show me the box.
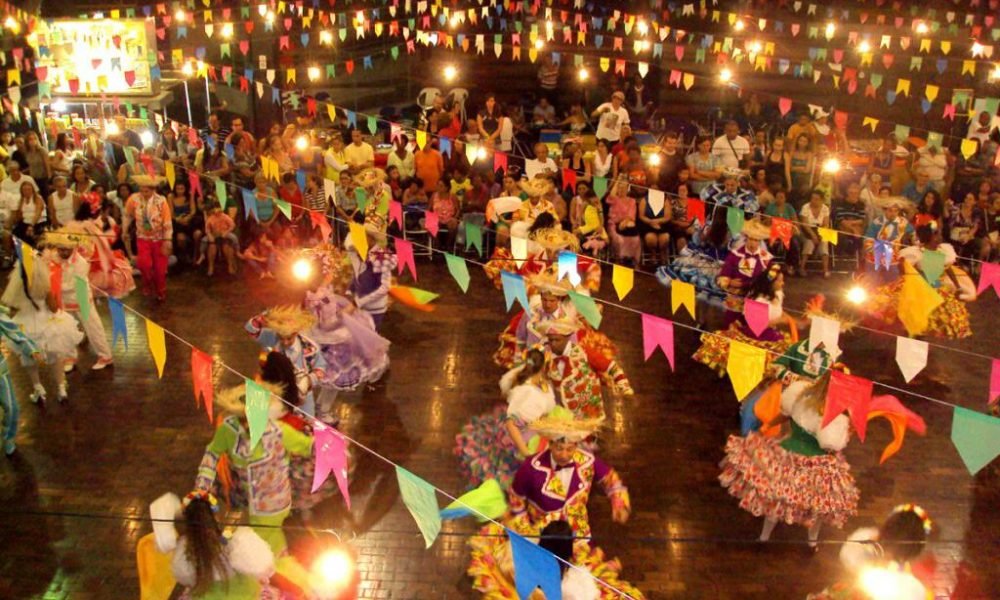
[476,146,487,160]
[105,122,120,136]
[312,548,355,594]
[307,66,321,81]
[825,22,836,38]
[578,67,589,81]
[748,40,762,54]
[734,20,746,32]
[971,41,985,57]
[648,153,661,167]
[3,16,19,33]
[534,39,544,50]
[140,131,155,148]
[221,23,233,39]
[637,20,649,36]
[449,15,461,28]
[292,258,314,281]
[320,30,333,45]
[846,285,868,305]
[50,99,67,113]
[915,22,929,34]
[857,40,871,53]
[719,68,733,83]
[181,62,194,77]
[822,158,841,173]
[442,65,458,81]
[295,135,309,151]
[174,9,186,23]
[265,11,276,24]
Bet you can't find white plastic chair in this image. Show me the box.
[448,88,469,123]
[416,87,441,111]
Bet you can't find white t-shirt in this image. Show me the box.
[914,148,947,182]
[343,141,375,169]
[799,202,830,227]
[594,103,630,142]
[711,135,751,170]
[49,190,76,225]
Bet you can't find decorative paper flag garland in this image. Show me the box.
[395,466,442,549]
[896,337,929,383]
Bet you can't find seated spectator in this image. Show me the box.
[902,171,935,205]
[262,135,295,174]
[386,134,415,180]
[799,190,832,278]
[560,141,591,185]
[168,181,198,264]
[529,143,559,180]
[638,182,671,265]
[832,183,868,266]
[323,133,349,180]
[669,183,697,252]
[239,231,277,280]
[436,103,463,140]
[912,144,948,193]
[197,199,238,276]
[69,164,95,196]
[949,192,990,266]
[430,179,460,248]
[687,136,723,196]
[573,190,608,257]
[913,189,945,231]
[9,179,47,246]
[414,141,445,192]
[532,97,557,127]
[46,175,76,229]
[606,177,641,265]
[464,172,491,214]
[250,175,279,233]
[333,170,361,227]
[764,189,801,274]
[450,169,473,204]
[196,134,231,179]
[386,165,405,203]
[568,181,591,231]
[278,172,305,224]
[401,176,428,231]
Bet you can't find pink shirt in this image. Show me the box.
[431,193,458,222]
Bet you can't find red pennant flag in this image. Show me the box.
[977,262,1000,298]
[284,18,293,31]
[68,78,80,94]
[91,59,102,70]
[561,168,577,191]
[345,60,355,74]
[49,261,62,309]
[244,20,254,34]
[140,153,154,175]
[35,66,47,82]
[307,98,317,116]
[72,127,81,148]
[389,200,403,229]
[823,370,874,441]
[238,40,250,55]
[778,97,792,116]
[394,238,417,280]
[424,210,439,236]
[124,70,136,87]
[279,36,290,50]
[239,76,249,93]
[882,54,895,69]
[191,348,214,423]
[769,218,793,248]
[494,152,508,173]
[686,198,706,224]
[187,170,202,199]
[310,210,333,241]
[112,35,122,48]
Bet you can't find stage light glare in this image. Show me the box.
[534,39,545,50]
[295,135,310,151]
[221,23,233,39]
[846,286,868,305]
[748,41,762,54]
[648,153,662,167]
[577,67,589,81]
[3,16,19,33]
[637,20,649,36]
[312,548,355,592]
[174,9,186,23]
[822,158,841,174]
[292,258,314,281]
[475,146,488,160]
[50,99,67,113]
[915,22,929,34]
[733,20,745,32]
[320,30,333,45]
[307,66,321,81]
[857,40,871,53]
[825,23,836,38]
[181,62,194,77]
[443,65,458,81]
[265,11,276,24]
[140,131,155,148]
[719,68,733,83]
[105,122,121,136]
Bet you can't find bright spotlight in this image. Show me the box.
[846,285,868,305]
[915,22,929,34]
[105,122,120,136]
[825,22,836,38]
[533,39,544,50]
[221,23,233,39]
[733,20,746,32]
[748,41,762,54]
[3,16,19,33]
[319,30,333,45]
[578,67,589,81]
[822,158,841,174]
[311,547,356,595]
[307,66,321,81]
[449,15,461,28]
[264,11,275,24]
[719,68,733,83]
[648,153,662,167]
[181,62,194,77]
[292,258,314,281]
[295,135,310,151]
[442,65,458,81]
[140,130,155,148]
[857,40,871,53]
[475,146,487,160]
[174,9,186,23]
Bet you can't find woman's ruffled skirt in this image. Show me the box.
[719,433,859,529]
[14,309,85,364]
[867,280,972,339]
[454,405,522,490]
[89,252,136,298]
[468,522,644,599]
[692,323,791,377]
[317,340,389,391]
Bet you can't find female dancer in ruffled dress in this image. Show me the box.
[455,348,556,489]
[1,249,84,403]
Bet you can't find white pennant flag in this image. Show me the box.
[256,82,264,98]
[895,337,928,383]
[511,235,528,268]
[647,189,665,216]
[324,177,337,203]
[809,316,842,360]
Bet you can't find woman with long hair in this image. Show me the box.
[785,134,815,209]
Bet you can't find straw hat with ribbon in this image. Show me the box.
[541,316,582,337]
[353,167,387,189]
[874,195,914,212]
[531,228,581,253]
[519,177,554,198]
[261,305,317,338]
[41,226,87,250]
[741,218,771,240]
[214,381,288,420]
[529,271,573,297]
[131,174,167,188]
[530,406,604,443]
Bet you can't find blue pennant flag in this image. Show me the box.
[439,137,452,157]
[500,271,530,313]
[296,170,307,193]
[508,530,563,600]
[224,143,235,161]
[242,189,259,222]
[346,110,357,128]
[110,298,128,350]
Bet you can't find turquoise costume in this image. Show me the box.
[0,306,40,455]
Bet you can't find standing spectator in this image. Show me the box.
[687,136,724,196]
[606,177,641,265]
[437,103,463,140]
[200,110,231,147]
[902,172,935,205]
[625,73,655,128]
[764,138,788,187]
[477,96,503,148]
[786,134,816,209]
[322,133,349,181]
[591,91,630,146]
[69,164,94,196]
[747,130,768,172]
[798,190,832,278]
[169,181,198,264]
[386,135,415,180]
[912,144,948,193]
[712,121,751,171]
[966,111,998,145]
[334,170,361,229]
[262,135,294,174]
[224,116,254,149]
[912,189,946,230]
[123,175,172,301]
[764,189,801,274]
[1,160,37,205]
[48,133,75,179]
[414,141,445,192]
[343,129,375,174]
[155,126,183,163]
[229,132,259,192]
[558,102,588,134]
[785,113,817,150]
[23,132,51,198]
[46,176,75,229]
[652,131,684,191]
[536,53,560,105]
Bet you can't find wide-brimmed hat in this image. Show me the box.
[131,174,166,188]
[530,406,603,443]
[519,177,554,197]
[874,195,913,211]
[531,228,580,252]
[530,271,573,297]
[541,316,581,336]
[354,167,387,188]
[214,381,288,419]
[262,305,317,337]
[741,218,771,240]
[41,227,87,250]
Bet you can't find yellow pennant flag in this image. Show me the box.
[415,129,427,150]
[961,138,979,160]
[171,49,183,66]
[726,341,766,401]
[919,38,931,53]
[286,69,296,84]
[165,161,176,189]
[895,79,910,96]
[327,104,336,122]
[671,280,696,319]
[612,264,633,300]
[940,40,952,54]
[682,73,695,90]
[600,57,610,72]
[528,47,539,63]
[897,262,943,336]
[925,85,939,102]
[862,116,879,132]
[860,52,873,67]
[146,320,167,378]
[962,60,976,76]
[348,221,369,260]
[818,227,838,245]
[20,242,34,289]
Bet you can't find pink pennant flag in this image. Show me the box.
[990,359,1000,409]
[675,44,684,61]
[641,313,674,370]
[424,210,439,236]
[834,110,849,130]
[778,97,792,116]
[310,210,333,241]
[823,371,874,441]
[191,348,214,424]
[312,425,350,508]
[977,262,1000,298]
[389,200,403,229]
[395,238,417,280]
[239,40,250,55]
[187,171,202,199]
[743,299,770,337]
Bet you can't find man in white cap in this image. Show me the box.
[591,91,630,146]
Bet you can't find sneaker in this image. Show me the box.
[57,383,68,403]
[91,357,114,371]
[3,439,15,456]
[64,360,77,373]
[30,384,46,404]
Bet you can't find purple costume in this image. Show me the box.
[303,286,390,391]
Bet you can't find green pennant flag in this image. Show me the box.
[593,176,608,199]
[326,64,336,79]
[74,276,90,323]
[406,287,439,304]
[395,466,441,548]
[139,106,148,120]
[221,43,231,59]
[215,179,227,210]
[240,6,250,18]
[339,28,347,42]
[951,407,1000,475]
[355,187,369,212]
[726,206,745,237]
[921,250,946,284]
[894,125,911,142]
[391,46,400,60]
[124,147,136,170]
[568,290,601,329]
[444,253,470,293]
[441,479,507,521]
[274,198,292,219]
[245,379,270,451]
[367,115,378,135]
[464,222,483,256]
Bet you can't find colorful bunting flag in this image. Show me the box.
[611,264,633,300]
[640,313,674,369]
[444,253,470,293]
[568,290,601,329]
[191,348,214,423]
[312,424,351,508]
[395,466,441,548]
[951,407,1000,475]
[671,280,696,319]
[244,379,270,450]
[109,298,128,350]
[146,320,166,378]
[727,341,766,401]
[440,478,507,521]
[508,530,562,600]
[823,371,874,440]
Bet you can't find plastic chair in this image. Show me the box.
[448,88,469,123]
[403,212,434,260]
[416,87,442,111]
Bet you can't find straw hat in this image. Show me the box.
[541,316,581,336]
[262,305,317,337]
[354,167,387,188]
[530,407,604,443]
[741,218,771,240]
[530,271,573,297]
[519,177,554,198]
[214,381,288,419]
[531,228,580,252]
[874,195,913,211]
[131,174,166,188]
[41,227,87,250]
